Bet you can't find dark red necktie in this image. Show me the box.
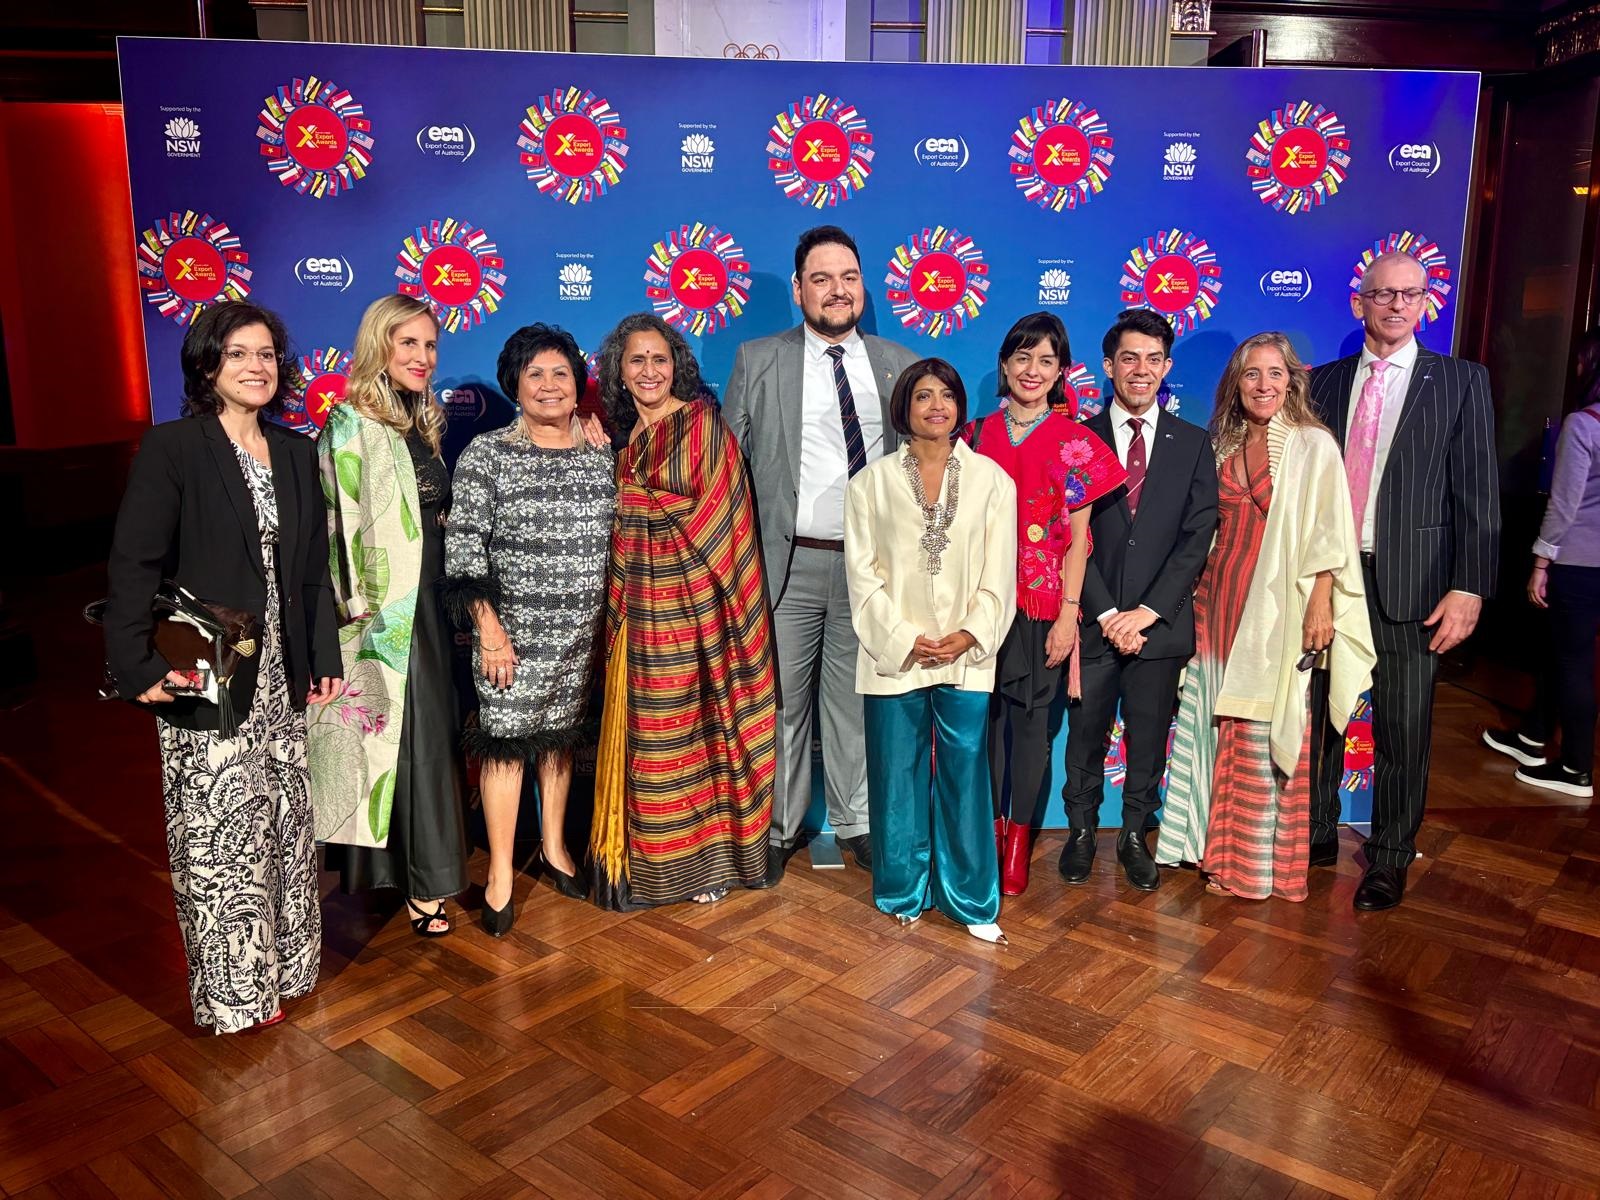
[1125,417,1147,516]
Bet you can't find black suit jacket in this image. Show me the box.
[105,415,341,731]
[1080,408,1219,661]
[1309,345,1500,623]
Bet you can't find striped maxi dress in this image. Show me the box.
[589,401,777,909]
[1156,447,1313,901]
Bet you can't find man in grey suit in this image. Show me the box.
[1309,250,1500,911]
[722,225,920,884]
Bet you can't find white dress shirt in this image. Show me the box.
[796,327,885,540]
[1097,398,1162,624]
[1345,336,1418,554]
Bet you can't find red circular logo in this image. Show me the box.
[283,104,350,172]
[544,113,604,178]
[910,251,967,313]
[1270,126,1327,189]
[1032,124,1092,188]
[669,248,729,310]
[1141,253,1201,314]
[421,243,484,308]
[302,372,348,430]
[791,119,852,184]
[163,236,227,303]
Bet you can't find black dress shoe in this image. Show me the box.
[1116,830,1160,891]
[1308,839,1339,868]
[751,843,792,889]
[1353,864,1406,912]
[1057,828,1096,884]
[547,861,589,900]
[838,834,873,872]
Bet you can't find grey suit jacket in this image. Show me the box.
[721,324,920,602]
[1310,345,1500,623]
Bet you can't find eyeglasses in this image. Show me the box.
[221,348,281,365]
[1360,287,1428,306]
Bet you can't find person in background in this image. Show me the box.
[845,358,1016,943]
[105,301,342,1032]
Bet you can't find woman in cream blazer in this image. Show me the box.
[843,358,1017,943]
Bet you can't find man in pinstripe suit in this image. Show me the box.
[1309,252,1500,911]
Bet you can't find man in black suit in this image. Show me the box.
[1060,309,1219,890]
[1309,251,1500,911]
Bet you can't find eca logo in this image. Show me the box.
[293,255,355,292]
[416,123,476,161]
[1258,267,1313,302]
[438,386,487,421]
[1388,142,1441,177]
[914,136,969,171]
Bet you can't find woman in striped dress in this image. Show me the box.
[588,313,777,909]
[1155,333,1373,900]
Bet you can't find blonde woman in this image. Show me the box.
[1155,333,1375,901]
[309,294,468,936]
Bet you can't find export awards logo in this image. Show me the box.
[767,95,873,206]
[1120,230,1222,336]
[1246,101,1350,214]
[884,226,989,338]
[643,223,751,336]
[518,87,629,203]
[135,210,251,325]
[256,76,373,199]
[1350,232,1452,329]
[1009,98,1114,213]
[283,347,352,435]
[395,218,507,333]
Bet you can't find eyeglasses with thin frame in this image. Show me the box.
[1359,287,1428,306]
[221,348,281,365]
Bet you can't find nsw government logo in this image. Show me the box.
[680,133,715,174]
[416,123,476,161]
[1038,268,1071,305]
[1163,141,1197,181]
[164,116,201,158]
[1388,142,1441,178]
[294,255,355,293]
[558,261,593,301]
[914,136,969,171]
[1259,267,1313,302]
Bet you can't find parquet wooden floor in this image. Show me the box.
[3,571,1599,1199]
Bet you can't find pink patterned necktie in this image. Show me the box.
[1346,359,1390,535]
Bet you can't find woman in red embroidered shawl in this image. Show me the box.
[967,312,1125,895]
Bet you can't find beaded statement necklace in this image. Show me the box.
[1002,401,1049,445]
[901,446,962,575]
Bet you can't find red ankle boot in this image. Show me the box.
[994,817,1009,865]
[1001,821,1031,896]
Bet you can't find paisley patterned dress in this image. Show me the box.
[157,442,320,1034]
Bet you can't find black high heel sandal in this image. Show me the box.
[406,898,451,938]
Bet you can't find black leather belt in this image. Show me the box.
[794,536,844,552]
[1360,551,1376,568]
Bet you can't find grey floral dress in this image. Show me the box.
[157,441,320,1034]
[443,429,615,761]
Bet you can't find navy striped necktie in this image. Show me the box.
[826,344,868,477]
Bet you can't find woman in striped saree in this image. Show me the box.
[588,313,777,909]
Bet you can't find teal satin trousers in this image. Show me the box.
[863,686,1001,926]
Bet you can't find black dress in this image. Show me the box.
[325,432,469,900]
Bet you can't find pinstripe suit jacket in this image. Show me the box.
[1309,346,1500,624]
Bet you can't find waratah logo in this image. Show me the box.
[164,116,201,158]
[558,261,593,301]
[1163,141,1197,180]
[681,132,715,174]
[1037,268,1072,305]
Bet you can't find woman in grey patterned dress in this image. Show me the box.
[104,303,343,1032]
[443,323,615,933]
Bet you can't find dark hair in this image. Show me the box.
[496,322,587,403]
[890,358,967,439]
[1101,308,1175,362]
[180,301,301,418]
[595,312,703,439]
[996,311,1071,406]
[793,225,861,280]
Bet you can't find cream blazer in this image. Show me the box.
[843,440,1017,696]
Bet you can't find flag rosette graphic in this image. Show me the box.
[1245,100,1350,215]
[1119,229,1222,337]
[518,87,628,204]
[395,217,507,334]
[767,95,873,207]
[256,76,373,199]
[1009,98,1114,213]
[284,347,352,434]
[885,226,989,339]
[135,210,251,325]
[643,223,751,336]
[1349,232,1453,330]
[1059,363,1102,420]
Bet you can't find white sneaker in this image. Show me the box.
[1482,727,1548,768]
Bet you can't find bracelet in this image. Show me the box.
[1532,566,1548,572]
[1062,598,1080,606]
[480,639,507,651]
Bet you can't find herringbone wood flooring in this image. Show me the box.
[3,572,1598,1199]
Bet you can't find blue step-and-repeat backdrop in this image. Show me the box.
[117,37,1479,826]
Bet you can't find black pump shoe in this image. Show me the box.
[481,890,516,937]
[547,860,590,900]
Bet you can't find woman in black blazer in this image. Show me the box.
[105,301,342,1034]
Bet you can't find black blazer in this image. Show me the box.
[1309,346,1500,623]
[1080,408,1219,661]
[105,415,342,731]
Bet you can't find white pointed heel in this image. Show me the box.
[967,922,1007,945]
